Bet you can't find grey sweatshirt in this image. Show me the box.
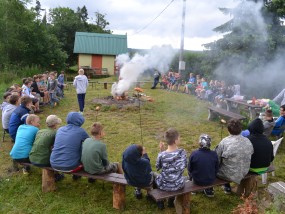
[73,75,88,94]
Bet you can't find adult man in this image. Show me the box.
[215,119,254,194]
[151,70,161,89]
[271,104,285,137]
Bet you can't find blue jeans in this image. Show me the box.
[77,93,86,112]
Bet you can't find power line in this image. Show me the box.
[131,0,176,36]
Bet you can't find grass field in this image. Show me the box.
[0,78,284,213]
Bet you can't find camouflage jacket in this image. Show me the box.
[216,135,254,184]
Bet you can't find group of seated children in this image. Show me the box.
[9,114,274,211]
[4,71,65,109]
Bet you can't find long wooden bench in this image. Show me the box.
[148,166,274,214]
[208,106,246,121]
[20,163,127,210]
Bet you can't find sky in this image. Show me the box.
[30,0,238,51]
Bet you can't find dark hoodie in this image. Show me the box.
[50,112,89,171]
[247,118,274,169]
[122,145,152,188]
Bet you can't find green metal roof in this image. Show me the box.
[73,32,128,55]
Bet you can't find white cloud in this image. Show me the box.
[31,0,238,50]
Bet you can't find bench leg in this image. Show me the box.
[237,176,257,197]
[42,169,56,192]
[113,183,126,210]
[174,193,190,214]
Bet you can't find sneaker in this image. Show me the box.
[72,175,81,181]
[191,192,197,195]
[88,178,96,183]
[22,168,29,175]
[204,189,214,198]
[223,186,232,194]
[157,201,165,210]
[134,188,142,199]
[167,197,175,208]
[54,173,65,182]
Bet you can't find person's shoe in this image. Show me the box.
[157,201,165,210]
[204,189,214,198]
[22,168,29,175]
[88,178,96,183]
[191,192,197,195]
[134,188,142,199]
[53,102,57,107]
[223,186,232,194]
[72,175,81,181]
[167,197,175,208]
[54,173,65,182]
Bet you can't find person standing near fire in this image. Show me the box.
[73,69,88,113]
[151,70,161,89]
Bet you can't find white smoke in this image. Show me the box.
[114,45,176,95]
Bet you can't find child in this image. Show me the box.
[47,72,60,107]
[22,79,41,113]
[73,68,88,113]
[50,112,89,177]
[2,94,20,133]
[0,92,12,111]
[10,114,40,173]
[122,144,155,199]
[188,134,218,197]
[29,115,62,167]
[262,109,276,137]
[9,96,33,142]
[81,122,123,180]
[155,128,187,209]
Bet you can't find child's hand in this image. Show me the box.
[159,141,165,152]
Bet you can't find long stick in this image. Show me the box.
[138,92,143,145]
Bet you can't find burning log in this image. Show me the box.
[134,87,143,93]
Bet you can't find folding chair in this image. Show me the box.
[261,137,283,184]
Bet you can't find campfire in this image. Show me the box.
[93,87,154,109]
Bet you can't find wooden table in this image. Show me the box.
[224,98,262,120]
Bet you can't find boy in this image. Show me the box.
[155,128,187,209]
[9,96,33,142]
[22,79,41,113]
[271,104,285,137]
[10,114,40,173]
[216,119,253,194]
[122,144,155,199]
[47,72,60,107]
[50,112,89,176]
[188,134,218,197]
[0,92,12,111]
[247,118,274,174]
[29,115,62,167]
[2,94,20,133]
[73,68,88,113]
[262,109,276,137]
[81,123,123,182]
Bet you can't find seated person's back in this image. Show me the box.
[10,114,40,161]
[50,112,89,171]
[155,128,187,191]
[247,118,274,174]
[29,115,62,166]
[122,144,153,188]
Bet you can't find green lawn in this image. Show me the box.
[0,78,284,213]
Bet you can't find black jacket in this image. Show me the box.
[247,118,274,168]
[122,145,152,188]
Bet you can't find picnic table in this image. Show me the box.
[224,98,262,120]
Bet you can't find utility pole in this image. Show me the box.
[179,0,186,75]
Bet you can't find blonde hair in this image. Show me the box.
[26,114,39,125]
[78,68,84,75]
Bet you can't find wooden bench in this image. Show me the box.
[20,163,127,210]
[148,166,274,214]
[208,106,246,121]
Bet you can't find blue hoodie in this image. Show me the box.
[50,112,89,171]
[122,145,152,188]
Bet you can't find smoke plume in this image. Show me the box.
[113,45,176,95]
